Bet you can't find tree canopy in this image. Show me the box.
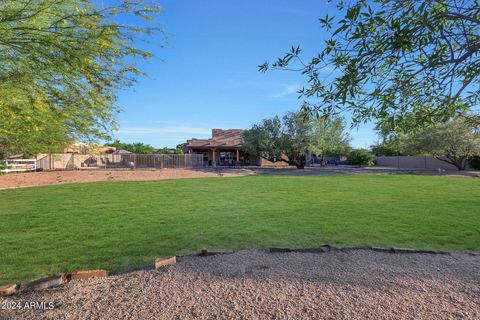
[105,140,180,154]
[371,117,480,169]
[0,0,164,157]
[242,111,350,169]
[407,117,480,170]
[175,143,185,154]
[260,0,480,131]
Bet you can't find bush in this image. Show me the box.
[0,160,7,175]
[346,149,374,166]
[469,155,480,170]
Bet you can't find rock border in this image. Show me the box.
[2,245,478,297]
[0,270,108,297]
[199,249,234,257]
[155,256,176,269]
[1,255,181,297]
[267,244,472,255]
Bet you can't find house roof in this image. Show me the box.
[112,149,132,154]
[186,129,243,149]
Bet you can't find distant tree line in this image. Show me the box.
[105,140,185,154]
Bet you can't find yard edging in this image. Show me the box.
[0,256,177,297]
[267,245,458,255]
[0,270,108,297]
[2,245,478,297]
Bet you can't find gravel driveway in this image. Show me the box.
[1,248,479,320]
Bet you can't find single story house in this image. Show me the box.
[185,129,288,167]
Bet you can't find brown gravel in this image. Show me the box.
[0,168,253,189]
[1,166,477,190]
[1,248,479,320]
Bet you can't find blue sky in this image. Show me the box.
[113,0,378,148]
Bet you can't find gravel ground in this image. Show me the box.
[1,166,477,190]
[0,168,252,189]
[1,248,479,320]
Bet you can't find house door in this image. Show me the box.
[201,152,209,166]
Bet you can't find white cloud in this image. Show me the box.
[271,83,302,98]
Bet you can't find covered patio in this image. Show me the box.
[188,147,258,167]
[185,129,260,167]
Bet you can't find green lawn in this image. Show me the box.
[1,174,479,285]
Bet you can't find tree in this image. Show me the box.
[242,111,350,169]
[371,140,406,156]
[310,116,351,161]
[260,0,480,131]
[157,147,173,154]
[131,143,156,154]
[469,155,480,170]
[175,143,185,154]
[370,126,411,156]
[106,139,127,152]
[105,140,157,154]
[407,117,480,170]
[0,0,164,157]
[0,97,68,157]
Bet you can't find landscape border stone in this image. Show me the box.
[18,274,68,293]
[0,269,108,297]
[0,284,18,296]
[155,256,176,269]
[268,245,460,255]
[68,269,108,281]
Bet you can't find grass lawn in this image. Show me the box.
[1,174,479,285]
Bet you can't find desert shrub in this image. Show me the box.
[469,155,480,170]
[346,149,374,166]
[0,160,7,175]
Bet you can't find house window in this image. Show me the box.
[218,151,235,165]
[219,151,234,161]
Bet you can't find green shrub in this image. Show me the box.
[0,160,7,175]
[469,155,480,170]
[346,149,374,166]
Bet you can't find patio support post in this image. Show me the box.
[236,149,239,163]
[212,149,216,166]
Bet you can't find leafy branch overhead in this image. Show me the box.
[260,0,480,131]
[0,0,165,157]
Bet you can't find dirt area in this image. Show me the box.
[1,248,478,320]
[0,168,253,189]
[1,166,478,190]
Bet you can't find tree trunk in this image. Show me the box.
[261,155,306,169]
[435,155,466,170]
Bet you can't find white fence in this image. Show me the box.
[1,159,37,173]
